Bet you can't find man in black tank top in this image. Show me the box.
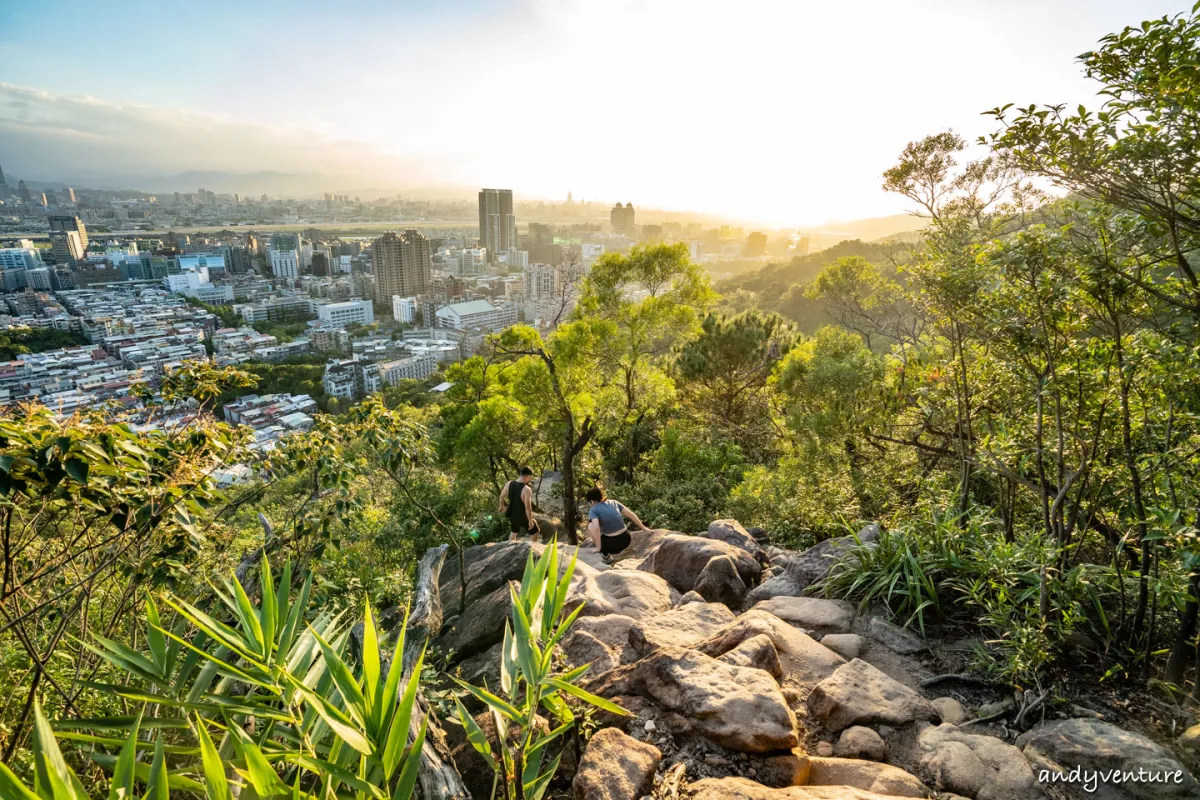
[498,466,539,541]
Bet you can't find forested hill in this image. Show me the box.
[719,238,907,331]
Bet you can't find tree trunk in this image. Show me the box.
[1165,570,1200,685]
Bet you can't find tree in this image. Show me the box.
[675,309,794,455]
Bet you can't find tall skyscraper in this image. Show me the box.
[65,187,77,204]
[49,215,89,251]
[610,203,635,234]
[372,230,431,304]
[49,231,86,264]
[0,164,10,200]
[17,181,31,203]
[478,189,515,262]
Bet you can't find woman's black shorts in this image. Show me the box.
[600,529,631,555]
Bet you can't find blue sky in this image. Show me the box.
[0,0,1189,226]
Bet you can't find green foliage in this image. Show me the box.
[3,559,428,799]
[0,327,86,360]
[454,542,624,800]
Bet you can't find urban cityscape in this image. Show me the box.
[0,167,813,459]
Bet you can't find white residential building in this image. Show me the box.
[317,299,374,327]
[459,248,487,277]
[581,243,605,265]
[392,295,417,324]
[379,355,437,385]
[270,248,299,280]
[434,299,517,333]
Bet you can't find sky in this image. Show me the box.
[0,0,1187,227]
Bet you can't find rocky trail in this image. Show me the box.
[426,521,1200,800]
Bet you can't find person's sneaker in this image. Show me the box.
[601,553,615,565]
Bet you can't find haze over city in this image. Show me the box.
[0,0,1181,227]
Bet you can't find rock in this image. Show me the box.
[589,646,798,752]
[757,750,812,787]
[629,602,736,656]
[679,590,707,605]
[931,698,968,726]
[821,633,866,660]
[698,610,845,692]
[815,742,835,757]
[435,582,514,663]
[562,629,622,675]
[705,519,770,562]
[1016,717,1197,799]
[438,542,533,609]
[572,728,661,800]
[567,568,677,620]
[806,756,927,797]
[689,776,907,799]
[862,616,926,655]
[747,526,771,545]
[695,554,751,607]
[807,658,939,733]
[717,633,784,680]
[572,614,638,656]
[753,596,856,636]
[1180,723,1200,752]
[834,727,887,761]
[457,640,503,686]
[745,524,881,606]
[976,698,1015,719]
[640,533,762,596]
[918,723,1038,800]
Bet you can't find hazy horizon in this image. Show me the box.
[0,0,1186,228]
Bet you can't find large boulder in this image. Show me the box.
[569,614,638,662]
[717,633,784,680]
[640,533,762,597]
[860,616,926,655]
[439,541,533,609]
[808,658,939,733]
[805,757,927,797]
[746,524,880,606]
[567,568,677,620]
[699,610,845,692]
[695,554,751,607]
[434,582,513,663]
[589,645,798,752]
[821,633,866,660]
[753,596,857,636]
[689,777,906,799]
[572,727,660,800]
[1016,718,1197,799]
[629,602,736,656]
[705,519,769,563]
[919,723,1038,800]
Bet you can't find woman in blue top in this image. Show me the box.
[585,487,645,557]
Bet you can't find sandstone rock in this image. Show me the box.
[834,726,887,761]
[696,554,751,607]
[717,633,784,680]
[806,756,927,797]
[821,633,866,660]
[679,590,707,605]
[862,616,926,655]
[919,723,1038,800]
[745,525,880,607]
[567,568,677,620]
[589,645,798,752]
[698,610,845,691]
[757,750,812,787]
[562,629,621,675]
[1180,723,1200,752]
[753,596,856,636]
[975,698,1015,719]
[815,742,835,757]
[629,602,736,656]
[705,519,770,562]
[1017,717,1197,799]
[807,658,939,733]
[689,776,906,799]
[931,698,968,726]
[747,525,771,545]
[572,614,638,656]
[640,533,762,596]
[572,727,661,800]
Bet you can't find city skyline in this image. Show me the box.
[0,0,1183,228]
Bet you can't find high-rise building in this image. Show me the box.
[17,180,31,204]
[372,230,431,304]
[49,215,89,252]
[270,248,299,280]
[610,202,635,234]
[478,189,515,261]
[746,232,768,257]
[65,187,77,204]
[49,230,86,264]
[0,164,10,200]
